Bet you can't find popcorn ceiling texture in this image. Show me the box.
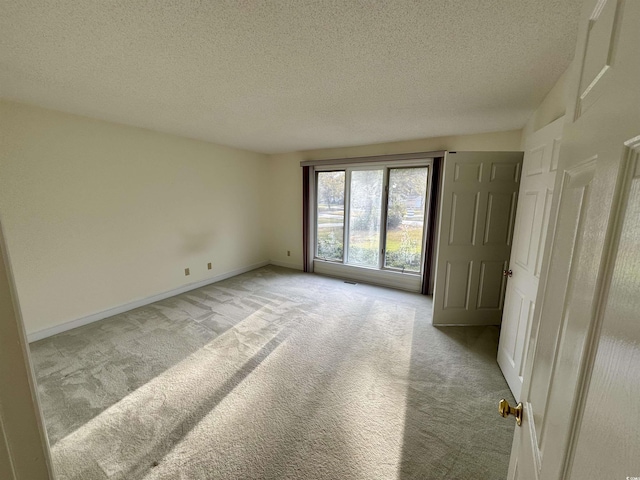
[0,1,581,153]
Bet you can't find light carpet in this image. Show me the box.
[30,266,515,479]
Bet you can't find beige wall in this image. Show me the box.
[0,98,553,337]
[520,66,570,145]
[268,130,523,269]
[0,101,270,336]
[268,152,306,269]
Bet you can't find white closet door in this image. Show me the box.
[433,151,523,325]
[498,116,564,400]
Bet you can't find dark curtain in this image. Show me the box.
[422,157,441,295]
[302,166,310,272]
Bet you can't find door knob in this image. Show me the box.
[498,398,523,426]
[503,269,513,277]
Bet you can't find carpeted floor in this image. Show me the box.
[30,266,515,479]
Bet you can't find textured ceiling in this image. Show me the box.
[0,1,582,154]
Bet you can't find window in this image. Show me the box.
[347,169,384,267]
[384,167,429,272]
[316,171,345,261]
[314,163,430,276]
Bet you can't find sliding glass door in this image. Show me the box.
[315,163,430,278]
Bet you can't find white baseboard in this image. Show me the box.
[431,322,502,327]
[269,260,303,271]
[27,260,270,343]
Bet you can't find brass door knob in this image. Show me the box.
[499,398,523,426]
[503,269,513,277]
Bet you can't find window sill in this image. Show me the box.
[313,260,422,292]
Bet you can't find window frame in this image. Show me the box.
[314,169,346,263]
[312,158,435,286]
[382,165,431,274]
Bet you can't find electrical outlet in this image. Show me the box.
[287,250,291,256]
[185,268,190,276]
[207,262,212,270]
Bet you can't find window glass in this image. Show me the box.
[347,170,383,267]
[384,167,428,272]
[316,171,345,261]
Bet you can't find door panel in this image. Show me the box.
[513,191,538,270]
[476,260,507,309]
[448,192,480,245]
[491,162,521,182]
[507,1,640,479]
[501,285,526,360]
[550,138,561,172]
[433,151,523,325]
[454,162,482,183]
[526,146,544,176]
[483,192,516,246]
[498,117,564,400]
[443,261,472,309]
[534,190,554,277]
[576,0,621,116]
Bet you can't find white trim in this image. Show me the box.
[301,150,445,167]
[432,322,498,327]
[27,260,270,343]
[314,157,434,172]
[313,259,421,292]
[269,260,303,271]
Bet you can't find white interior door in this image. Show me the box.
[433,151,523,325]
[497,117,564,401]
[0,221,53,479]
[507,0,640,478]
